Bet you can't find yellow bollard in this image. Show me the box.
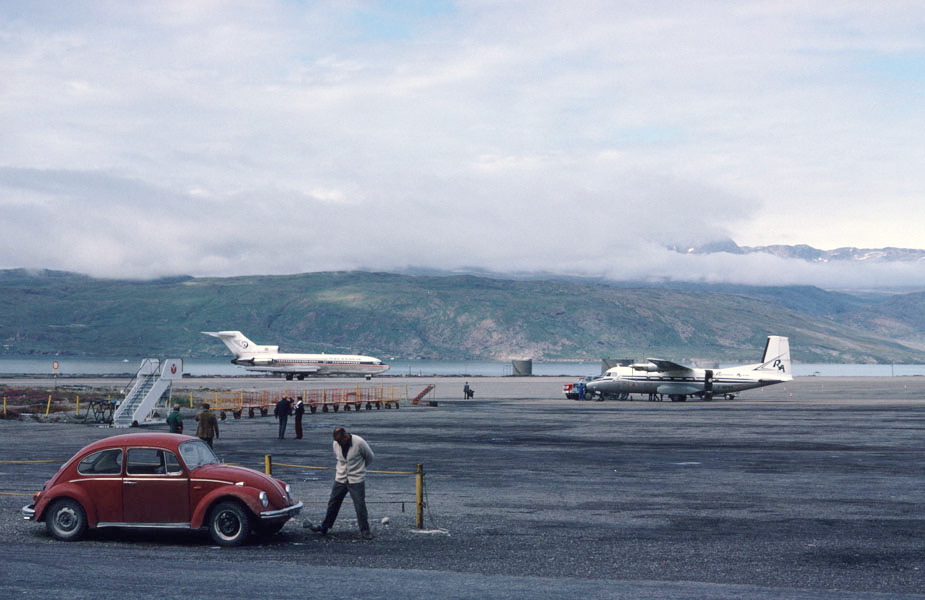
[3,396,6,417]
[189,391,193,408]
[415,463,425,529]
[76,395,80,416]
[45,394,52,417]
[265,454,272,476]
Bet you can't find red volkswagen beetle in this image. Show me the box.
[21,433,302,546]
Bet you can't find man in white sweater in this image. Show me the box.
[309,427,375,539]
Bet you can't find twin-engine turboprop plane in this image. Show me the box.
[585,336,792,401]
[203,331,389,380]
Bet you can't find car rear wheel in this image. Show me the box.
[209,500,252,546]
[46,498,87,542]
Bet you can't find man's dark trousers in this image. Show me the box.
[321,481,370,533]
[278,415,288,439]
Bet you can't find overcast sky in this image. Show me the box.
[1,1,923,286]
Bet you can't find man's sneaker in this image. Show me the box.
[361,530,374,540]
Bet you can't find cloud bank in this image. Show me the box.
[1,1,923,286]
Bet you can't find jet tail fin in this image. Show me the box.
[758,335,791,376]
[202,331,274,357]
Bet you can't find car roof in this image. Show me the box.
[78,432,198,455]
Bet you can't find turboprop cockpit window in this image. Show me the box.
[178,440,220,470]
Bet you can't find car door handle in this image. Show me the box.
[123,481,138,486]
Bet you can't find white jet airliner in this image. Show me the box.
[585,335,792,401]
[203,331,389,380]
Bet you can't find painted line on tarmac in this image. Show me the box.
[0,460,61,464]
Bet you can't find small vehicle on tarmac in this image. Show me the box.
[562,378,591,400]
[21,432,302,546]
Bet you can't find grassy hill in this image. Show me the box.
[1,269,923,363]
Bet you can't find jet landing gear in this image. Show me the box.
[669,394,687,402]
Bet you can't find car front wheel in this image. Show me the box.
[46,498,88,542]
[209,500,252,547]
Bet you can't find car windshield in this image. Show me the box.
[178,440,220,470]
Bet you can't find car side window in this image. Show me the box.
[126,448,184,476]
[127,448,168,475]
[164,450,182,475]
[77,449,123,475]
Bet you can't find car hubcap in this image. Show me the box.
[56,507,77,531]
[216,510,241,539]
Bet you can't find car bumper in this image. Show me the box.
[259,501,303,520]
[21,504,35,520]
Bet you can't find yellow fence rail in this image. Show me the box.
[205,385,412,413]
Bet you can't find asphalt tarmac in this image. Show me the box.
[1,376,924,599]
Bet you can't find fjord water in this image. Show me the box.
[1,357,924,378]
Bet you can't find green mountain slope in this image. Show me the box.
[0,269,922,363]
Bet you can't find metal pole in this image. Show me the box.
[415,463,425,529]
[265,454,272,476]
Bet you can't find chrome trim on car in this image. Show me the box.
[21,504,35,520]
[259,501,303,520]
[96,522,192,529]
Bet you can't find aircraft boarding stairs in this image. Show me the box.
[111,358,184,428]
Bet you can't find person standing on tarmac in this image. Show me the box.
[274,396,291,439]
[294,399,305,439]
[307,427,375,539]
[195,403,219,448]
[166,404,183,433]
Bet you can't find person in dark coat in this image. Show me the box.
[166,404,183,433]
[274,396,291,439]
[294,399,305,439]
[195,403,219,448]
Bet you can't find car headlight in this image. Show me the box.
[285,484,292,499]
[259,491,269,508]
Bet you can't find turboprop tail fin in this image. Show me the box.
[758,335,791,376]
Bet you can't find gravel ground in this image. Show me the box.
[1,376,924,599]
